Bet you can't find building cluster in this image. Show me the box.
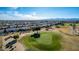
[2,36,17,51]
[0,20,63,35]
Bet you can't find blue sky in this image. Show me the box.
[0,7,79,20]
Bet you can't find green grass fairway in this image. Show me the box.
[20,31,62,51]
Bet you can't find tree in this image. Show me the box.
[55,25,60,28]
[45,25,50,31]
[61,23,64,26]
[3,28,7,33]
[70,23,76,35]
[13,34,19,39]
[31,27,41,38]
[32,27,41,34]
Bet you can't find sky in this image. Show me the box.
[0,7,79,20]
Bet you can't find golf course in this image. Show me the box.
[20,31,63,51]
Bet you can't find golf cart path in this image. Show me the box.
[16,32,33,51]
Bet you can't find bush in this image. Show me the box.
[13,34,19,39]
[55,25,60,28]
[31,33,40,38]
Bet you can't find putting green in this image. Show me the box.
[20,31,62,51]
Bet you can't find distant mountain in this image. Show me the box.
[0,18,79,21]
[45,18,79,21]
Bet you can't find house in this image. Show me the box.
[2,36,17,51]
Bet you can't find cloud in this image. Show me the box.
[0,11,51,20]
[0,7,52,20]
[12,7,18,10]
[10,7,18,10]
[0,13,22,20]
[12,11,49,20]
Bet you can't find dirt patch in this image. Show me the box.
[15,42,25,51]
[60,31,79,51]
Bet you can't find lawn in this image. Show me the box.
[20,31,62,51]
[64,23,79,26]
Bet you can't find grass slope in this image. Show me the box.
[20,31,62,51]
